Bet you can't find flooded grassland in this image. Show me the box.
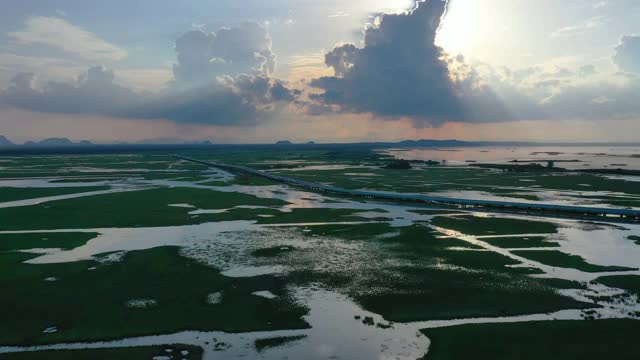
[0,148,639,359]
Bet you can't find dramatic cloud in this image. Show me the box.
[8,16,127,61]
[129,75,297,125]
[172,23,276,88]
[613,35,640,73]
[0,66,138,115]
[308,0,640,125]
[0,21,301,127]
[309,0,511,125]
[0,67,297,126]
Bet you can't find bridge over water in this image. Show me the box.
[176,156,640,224]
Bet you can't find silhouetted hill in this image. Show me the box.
[23,138,94,147]
[0,135,15,147]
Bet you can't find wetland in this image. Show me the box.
[0,146,639,359]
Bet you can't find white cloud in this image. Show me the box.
[593,1,607,9]
[0,53,84,85]
[116,68,173,91]
[8,16,127,62]
[613,35,640,73]
[328,11,350,18]
[551,16,606,38]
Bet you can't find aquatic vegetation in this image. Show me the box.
[0,188,286,230]
[254,336,306,352]
[430,215,558,236]
[595,275,640,297]
[0,150,639,359]
[0,345,203,360]
[478,236,559,248]
[0,232,98,251]
[511,250,637,273]
[0,186,111,203]
[422,319,640,360]
[0,247,308,345]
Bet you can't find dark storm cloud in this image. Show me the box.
[0,23,300,126]
[309,0,512,125]
[613,35,640,73]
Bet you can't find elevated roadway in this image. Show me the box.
[176,156,640,223]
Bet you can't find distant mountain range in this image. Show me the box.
[0,135,638,151]
[0,135,13,147]
[0,136,93,148]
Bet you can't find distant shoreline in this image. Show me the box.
[0,140,639,156]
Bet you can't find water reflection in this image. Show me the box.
[386,146,640,170]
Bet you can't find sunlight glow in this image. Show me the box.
[436,0,495,58]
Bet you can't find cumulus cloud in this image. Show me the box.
[8,16,127,61]
[306,0,640,125]
[0,67,298,126]
[130,74,296,125]
[172,23,276,88]
[0,66,138,115]
[613,35,640,73]
[0,22,300,126]
[309,0,511,125]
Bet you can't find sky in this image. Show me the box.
[0,0,639,144]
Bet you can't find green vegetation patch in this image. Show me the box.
[421,319,640,360]
[0,345,203,360]
[595,275,640,297]
[255,335,307,352]
[409,209,463,215]
[0,187,287,230]
[256,208,376,224]
[629,235,640,245]
[279,223,590,322]
[0,186,110,203]
[0,232,98,251]
[354,265,583,322]
[189,207,374,224]
[0,246,308,345]
[430,215,558,236]
[512,250,637,273]
[251,245,297,258]
[231,175,278,186]
[48,178,113,183]
[480,236,559,248]
[200,180,230,186]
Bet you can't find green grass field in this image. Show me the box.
[422,319,640,360]
[0,345,203,360]
[0,149,637,358]
[0,247,307,345]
